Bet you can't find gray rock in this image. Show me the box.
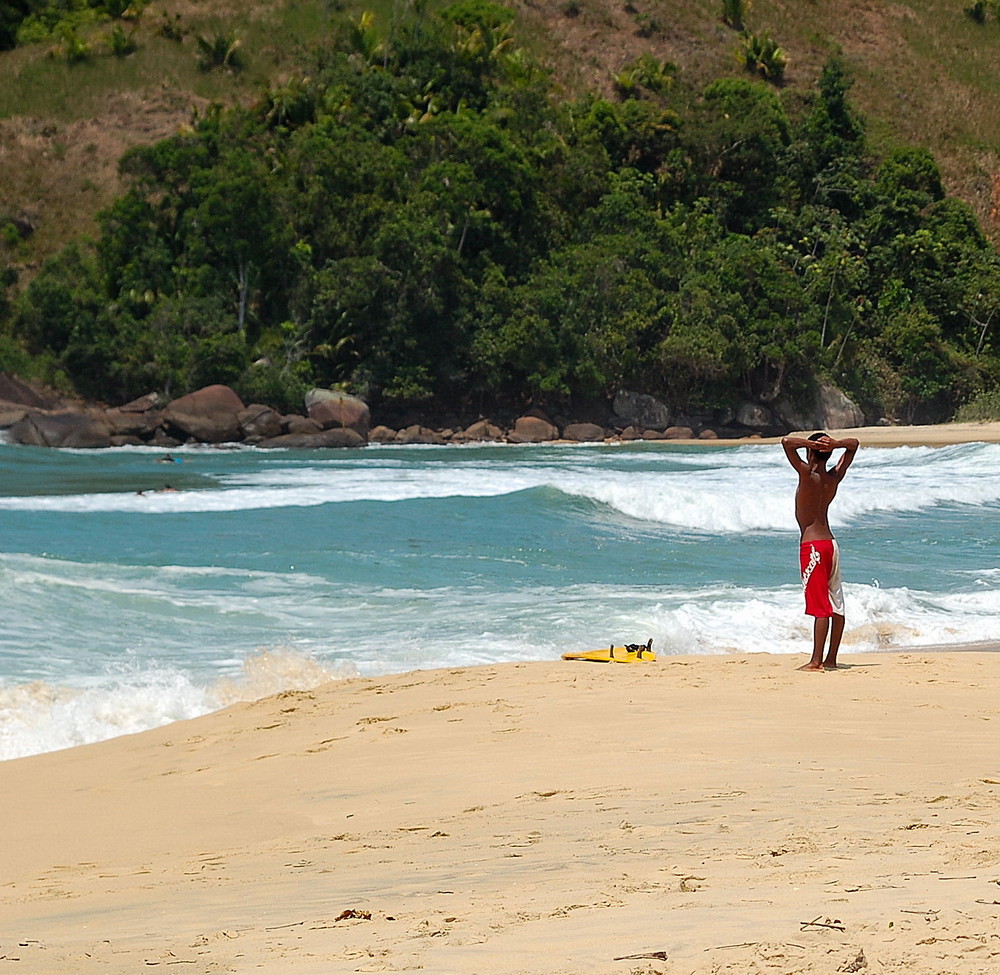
[772,397,816,432]
[613,390,671,430]
[735,402,774,428]
[9,412,112,448]
[816,383,864,430]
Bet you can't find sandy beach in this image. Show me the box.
[3,648,1000,975]
[4,420,1000,974]
[705,420,1000,448]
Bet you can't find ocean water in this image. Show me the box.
[1,436,998,760]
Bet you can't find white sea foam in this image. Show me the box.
[0,648,352,761]
[2,575,997,760]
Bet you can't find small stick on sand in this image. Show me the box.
[800,916,846,932]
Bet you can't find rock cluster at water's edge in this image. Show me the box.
[0,375,869,449]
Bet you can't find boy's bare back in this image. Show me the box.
[781,435,859,541]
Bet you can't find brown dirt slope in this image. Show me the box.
[1,0,999,275]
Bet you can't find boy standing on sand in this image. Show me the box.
[781,432,860,671]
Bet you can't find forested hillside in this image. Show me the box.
[2,0,1000,425]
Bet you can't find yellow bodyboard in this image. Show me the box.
[562,640,655,663]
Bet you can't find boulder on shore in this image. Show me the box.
[163,385,245,443]
[256,428,366,449]
[238,404,283,441]
[0,408,28,429]
[304,389,370,438]
[453,419,504,442]
[735,402,774,429]
[816,383,864,430]
[508,415,559,443]
[9,412,112,448]
[613,390,671,431]
[395,424,446,445]
[562,422,605,442]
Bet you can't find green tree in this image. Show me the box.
[685,77,791,232]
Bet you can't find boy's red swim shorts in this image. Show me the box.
[800,539,844,618]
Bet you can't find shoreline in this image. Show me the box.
[3,651,1000,974]
[6,418,1000,451]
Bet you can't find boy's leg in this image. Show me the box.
[799,616,830,671]
[824,613,845,669]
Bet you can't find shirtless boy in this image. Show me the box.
[781,432,860,671]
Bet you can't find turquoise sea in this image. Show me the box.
[1,436,998,760]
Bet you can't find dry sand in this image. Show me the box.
[704,420,1000,448]
[3,650,1000,975]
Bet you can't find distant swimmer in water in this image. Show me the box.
[157,484,179,492]
[781,432,860,671]
[157,454,181,463]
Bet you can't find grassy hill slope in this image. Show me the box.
[2,0,999,276]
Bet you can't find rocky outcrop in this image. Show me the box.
[283,415,322,436]
[507,415,559,443]
[238,404,283,441]
[9,412,112,448]
[305,389,370,437]
[772,384,865,433]
[562,422,605,442]
[612,390,671,431]
[395,425,447,445]
[816,383,864,430]
[736,402,774,429]
[0,372,68,411]
[453,419,504,442]
[162,385,245,443]
[0,408,28,428]
[257,427,366,449]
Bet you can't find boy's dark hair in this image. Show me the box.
[808,431,832,456]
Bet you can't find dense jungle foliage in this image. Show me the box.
[2,0,1000,422]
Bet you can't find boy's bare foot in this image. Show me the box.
[797,662,825,671]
